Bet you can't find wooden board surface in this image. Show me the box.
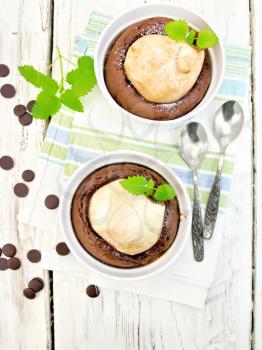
[52,0,252,349]
[0,0,254,349]
[0,1,52,349]
[252,0,261,349]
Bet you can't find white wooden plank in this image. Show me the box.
[0,1,52,349]
[252,0,262,348]
[52,0,252,349]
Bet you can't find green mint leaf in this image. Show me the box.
[77,56,95,72]
[60,89,84,112]
[120,176,147,195]
[187,29,196,45]
[154,184,176,201]
[66,56,96,97]
[145,179,154,196]
[32,91,62,119]
[18,65,59,94]
[71,73,95,96]
[197,29,219,49]
[66,68,79,85]
[164,20,189,41]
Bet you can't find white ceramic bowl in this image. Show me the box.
[95,4,225,127]
[59,151,192,280]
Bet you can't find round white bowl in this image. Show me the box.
[59,151,192,280]
[95,4,225,127]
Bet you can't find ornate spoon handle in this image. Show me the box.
[204,154,224,239]
[192,172,204,261]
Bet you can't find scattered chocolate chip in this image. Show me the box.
[0,155,14,170]
[13,104,26,117]
[0,248,2,257]
[2,243,17,257]
[56,242,70,256]
[23,288,36,299]
[0,64,10,77]
[27,249,41,263]
[28,278,44,292]
[27,100,35,112]
[18,112,33,126]
[0,258,8,271]
[22,169,35,182]
[7,257,21,270]
[86,285,100,298]
[0,84,16,98]
[14,183,29,198]
[45,194,59,209]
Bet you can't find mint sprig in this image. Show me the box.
[196,29,219,49]
[18,65,59,94]
[66,56,96,96]
[60,89,84,112]
[164,19,189,41]
[120,176,176,202]
[164,19,218,49]
[154,184,176,201]
[18,47,96,119]
[186,29,196,45]
[32,91,62,119]
[120,175,147,195]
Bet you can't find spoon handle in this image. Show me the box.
[204,155,224,239]
[192,173,204,261]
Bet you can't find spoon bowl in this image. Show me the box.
[213,100,244,151]
[179,122,209,170]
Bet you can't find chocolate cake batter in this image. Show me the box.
[71,163,180,268]
[104,17,211,120]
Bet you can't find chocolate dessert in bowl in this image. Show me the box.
[59,152,191,279]
[95,4,224,125]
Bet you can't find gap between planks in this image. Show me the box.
[48,0,55,349]
[250,0,258,349]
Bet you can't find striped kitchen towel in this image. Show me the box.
[20,11,251,308]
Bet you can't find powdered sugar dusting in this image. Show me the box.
[143,22,165,36]
[112,47,126,66]
[157,101,180,111]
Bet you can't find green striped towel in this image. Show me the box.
[20,11,251,308]
[54,12,250,210]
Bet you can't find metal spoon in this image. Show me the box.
[179,122,208,261]
[204,100,244,239]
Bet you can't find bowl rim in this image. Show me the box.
[94,3,225,127]
[59,151,192,280]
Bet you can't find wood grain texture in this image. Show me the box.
[0,1,52,349]
[51,1,252,350]
[252,0,261,349]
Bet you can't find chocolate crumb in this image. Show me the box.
[0,155,14,170]
[2,243,17,257]
[18,112,33,126]
[7,257,21,270]
[56,242,70,256]
[23,288,36,299]
[86,285,100,298]
[22,170,35,182]
[27,249,41,263]
[28,278,44,292]
[0,84,16,98]
[13,104,26,117]
[45,195,59,209]
[0,258,8,271]
[0,64,10,77]
[27,100,35,112]
[14,183,29,198]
